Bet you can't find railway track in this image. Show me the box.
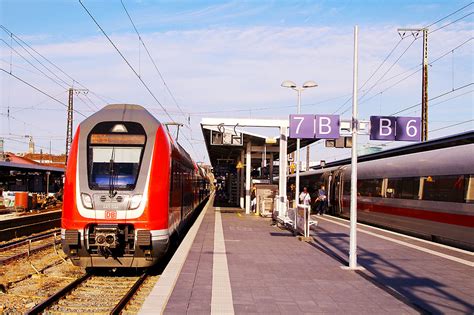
[0,230,61,265]
[0,210,62,241]
[27,271,150,315]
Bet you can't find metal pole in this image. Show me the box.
[349,25,359,269]
[295,89,301,211]
[422,28,428,141]
[306,146,310,172]
[278,125,288,217]
[245,141,251,214]
[65,88,73,164]
[46,171,50,195]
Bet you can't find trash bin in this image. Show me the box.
[15,192,29,210]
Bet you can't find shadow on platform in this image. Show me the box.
[310,225,473,314]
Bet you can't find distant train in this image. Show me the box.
[61,104,211,268]
[290,132,474,251]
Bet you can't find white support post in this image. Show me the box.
[278,126,288,217]
[245,141,252,214]
[349,25,360,270]
[269,154,274,184]
[236,158,241,207]
[240,150,245,208]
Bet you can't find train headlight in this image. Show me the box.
[81,193,93,209]
[129,194,142,209]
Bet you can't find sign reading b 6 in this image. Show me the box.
[370,116,421,141]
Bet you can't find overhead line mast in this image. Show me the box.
[66,88,88,163]
[397,28,428,141]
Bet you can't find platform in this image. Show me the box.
[140,196,474,314]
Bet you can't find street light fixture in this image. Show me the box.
[281,80,318,208]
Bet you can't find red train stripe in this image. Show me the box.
[354,200,474,228]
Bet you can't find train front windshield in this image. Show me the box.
[90,147,142,189]
[87,122,146,191]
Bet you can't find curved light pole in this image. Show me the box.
[281,80,317,209]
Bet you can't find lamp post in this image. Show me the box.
[281,80,317,209]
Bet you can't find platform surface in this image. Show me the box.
[141,200,474,314]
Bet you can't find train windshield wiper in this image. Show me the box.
[109,147,117,198]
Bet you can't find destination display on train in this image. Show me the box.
[90,134,146,145]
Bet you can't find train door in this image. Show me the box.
[331,169,344,215]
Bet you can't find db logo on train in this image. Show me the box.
[105,211,117,219]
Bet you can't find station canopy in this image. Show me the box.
[201,123,317,170]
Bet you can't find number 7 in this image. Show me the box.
[294,116,305,134]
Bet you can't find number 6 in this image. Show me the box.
[406,119,417,137]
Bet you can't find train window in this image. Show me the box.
[422,175,466,203]
[87,121,146,191]
[358,179,383,197]
[89,147,143,190]
[386,177,419,199]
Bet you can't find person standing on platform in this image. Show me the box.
[299,186,311,206]
[315,184,327,215]
[251,184,257,213]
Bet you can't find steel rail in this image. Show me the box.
[110,271,149,315]
[26,272,92,315]
[0,229,61,251]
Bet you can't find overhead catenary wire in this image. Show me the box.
[78,0,174,122]
[429,11,473,34]
[425,2,473,28]
[120,0,190,127]
[78,0,200,158]
[340,37,419,115]
[1,136,63,154]
[0,25,112,107]
[428,119,473,133]
[333,2,473,116]
[0,26,71,89]
[402,89,473,116]
[1,39,69,90]
[359,37,473,106]
[390,82,473,116]
[332,37,405,115]
[0,68,87,118]
[0,112,61,137]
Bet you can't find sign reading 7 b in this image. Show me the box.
[289,114,341,139]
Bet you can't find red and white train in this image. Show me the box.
[61,104,210,268]
[290,131,474,251]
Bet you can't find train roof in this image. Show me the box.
[310,130,473,171]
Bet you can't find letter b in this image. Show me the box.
[319,117,331,134]
[379,118,393,136]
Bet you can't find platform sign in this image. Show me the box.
[396,117,421,141]
[315,115,340,139]
[370,116,421,141]
[370,116,397,140]
[289,114,340,139]
[289,114,315,138]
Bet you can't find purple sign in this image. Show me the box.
[396,117,421,141]
[370,116,421,142]
[370,116,397,140]
[315,115,340,139]
[289,114,315,139]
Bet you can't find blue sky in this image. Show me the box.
[0,0,473,162]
